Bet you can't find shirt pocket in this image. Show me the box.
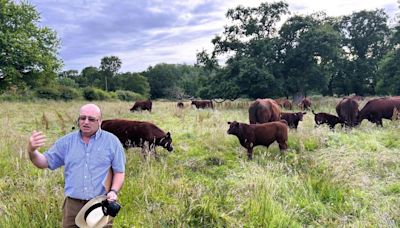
[90,148,112,170]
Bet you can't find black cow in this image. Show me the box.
[312,110,343,130]
[280,112,306,129]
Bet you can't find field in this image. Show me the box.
[0,98,399,227]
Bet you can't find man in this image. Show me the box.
[27,104,125,227]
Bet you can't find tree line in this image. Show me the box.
[1,0,400,101]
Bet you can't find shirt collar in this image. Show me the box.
[79,128,102,140]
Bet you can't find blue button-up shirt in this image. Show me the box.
[44,129,125,200]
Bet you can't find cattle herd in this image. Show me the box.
[101,96,400,160]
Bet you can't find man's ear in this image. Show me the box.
[76,118,80,127]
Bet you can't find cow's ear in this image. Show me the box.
[166,132,171,138]
[227,121,231,125]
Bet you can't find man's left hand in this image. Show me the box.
[107,190,118,201]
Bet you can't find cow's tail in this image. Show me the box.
[312,109,316,115]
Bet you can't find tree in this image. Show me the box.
[0,0,62,91]
[376,49,400,95]
[338,9,391,95]
[144,63,180,99]
[197,1,289,99]
[278,13,341,97]
[100,56,122,91]
[116,72,150,97]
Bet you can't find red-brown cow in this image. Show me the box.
[101,119,173,157]
[227,120,288,160]
[275,98,292,110]
[336,98,359,127]
[280,112,306,129]
[358,97,400,126]
[300,98,312,110]
[191,100,213,109]
[130,100,152,112]
[249,99,281,124]
[312,110,343,130]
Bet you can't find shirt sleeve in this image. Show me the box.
[111,136,125,173]
[44,138,66,170]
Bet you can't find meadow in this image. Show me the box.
[0,98,399,227]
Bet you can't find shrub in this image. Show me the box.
[115,90,146,101]
[83,87,112,101]
[35,87,61,100]
[58,86,81,100]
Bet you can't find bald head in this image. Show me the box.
[79,104,102,120]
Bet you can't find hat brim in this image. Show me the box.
[75,195,109,228]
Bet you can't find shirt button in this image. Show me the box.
[84,176,87,179]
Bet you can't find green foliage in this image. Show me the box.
[0,0,62,92]
[82,87,112,101]
[115,90,146,101]
[376,49,400,95]
[35,86,60,100]
[115,72,150,97]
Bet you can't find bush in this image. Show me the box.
[58,86,81,100]
[35,87,61,100]
[115,90,146,101]
[83,87,112,101]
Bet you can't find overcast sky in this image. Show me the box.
[28,0,398,73]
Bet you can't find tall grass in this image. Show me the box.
[0,100,399,227]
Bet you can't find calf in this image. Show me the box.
[101,119,173,157]
[280,112,306,129]
[227,120,288,160]
[312,110,343,130]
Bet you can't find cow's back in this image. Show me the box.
[253,121,288,147]
[249,99,281,124]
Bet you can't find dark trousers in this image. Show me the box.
[62,197,113,228]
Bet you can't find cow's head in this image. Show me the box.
[159,132,173,152]
[314,113,324,125]
[227,121,240,135]
[297,112,307,121]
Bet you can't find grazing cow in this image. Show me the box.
[130,100,152,112]
[227,120,288,160]
[280,112,306,129]
[336,98,359,127]
[358,97,400,126]
[249,99,281,124]
[300,98,312,110]
[191,100,213,109]
[101,119,173,157]
[177,102,184,108]
[312,110,343,130]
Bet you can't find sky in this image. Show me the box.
[27,0,398,73]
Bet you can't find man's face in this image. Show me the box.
[78,106,101,137]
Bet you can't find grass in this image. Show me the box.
[0,99,399,227]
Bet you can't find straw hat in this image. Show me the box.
[75,196,109,228]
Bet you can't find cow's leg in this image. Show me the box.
[377,118,383,127]
[278,139,288,151]
[140,146,147,160]
[247,147,253,160]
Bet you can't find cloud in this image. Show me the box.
[29,0,398,73]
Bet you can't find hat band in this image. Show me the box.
[84,203,105,221]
